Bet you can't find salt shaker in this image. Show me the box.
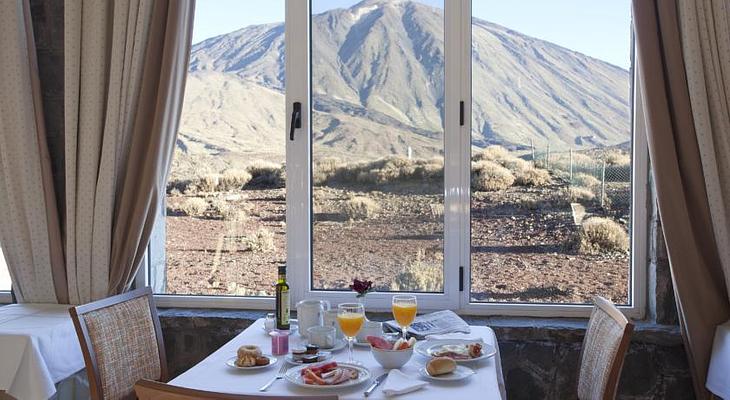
[264,313,276,332]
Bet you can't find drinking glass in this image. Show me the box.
[392,295,417,339]
[337,303,365,364]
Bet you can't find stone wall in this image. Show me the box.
[159,310,693,399]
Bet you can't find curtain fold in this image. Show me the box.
[0,0,66,304]
[633,0,730,398]
[64,0,194,303]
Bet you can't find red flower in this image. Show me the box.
[350,279,374,298]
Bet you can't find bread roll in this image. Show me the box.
[236,345,262,367]
[426,357,456,376]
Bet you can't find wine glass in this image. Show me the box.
[392,295,417,339]
[337,303,365,364]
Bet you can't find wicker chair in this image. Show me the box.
[69,287,167,400]
[134,379,338,400]
[577,296,634,400]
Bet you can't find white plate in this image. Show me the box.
[414,340,496,363]
[285,352,333,365]
[225,355,278,370]
[285,363,371,390]
[307,338,347,352]
[419,365,475,381]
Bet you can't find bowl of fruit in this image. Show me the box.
[366,336,416,370]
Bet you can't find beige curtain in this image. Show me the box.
[677,0,730,300]
[633,0,730,398]
[64,0,194,303]
[0,0,66,304]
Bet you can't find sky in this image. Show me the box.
[192,0,632,69]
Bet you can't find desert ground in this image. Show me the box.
[164,147,631,305]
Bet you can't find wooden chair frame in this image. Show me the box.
[70,287,168,400]
[135,379,338,400]
[578,296,635,400]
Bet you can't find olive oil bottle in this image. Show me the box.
[275,265,290,330]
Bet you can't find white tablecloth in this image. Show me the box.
[0,304,85,400]
[707,320,730,398]
[171,318,506,399]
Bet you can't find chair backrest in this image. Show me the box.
[577,296,634,400]
[134,379,338,400]
[69,287,167,400]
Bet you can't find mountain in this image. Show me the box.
[176,0,630,171]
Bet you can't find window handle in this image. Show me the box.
[289,102,301,141]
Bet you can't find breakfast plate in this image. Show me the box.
[419,365,475,381]
[285,362,371,389]
[414,339,496,363]
[225,355,278,370]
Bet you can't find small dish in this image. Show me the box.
[370,346,413,369]
[419,365,475,381]
[285,351,333,365]
[225,355,277,370]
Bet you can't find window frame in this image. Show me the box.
[152,0,648,319]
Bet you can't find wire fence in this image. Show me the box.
[529,144,631,216]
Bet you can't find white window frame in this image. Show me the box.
[152,0,648,319]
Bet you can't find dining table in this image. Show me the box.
[170,318,506,399]
[0,303,86,400]
[706,319,730,398]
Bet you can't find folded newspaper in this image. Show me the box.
[383,310,471,339]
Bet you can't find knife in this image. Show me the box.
[364,373,388,397]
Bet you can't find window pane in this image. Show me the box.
[162,0,286,296]
[311,0,445,292]
[470,0,633,304]
[0,245,10,291]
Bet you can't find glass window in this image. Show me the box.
[310,0,445,293]
[470,0,634,305]
[159,0,286,297]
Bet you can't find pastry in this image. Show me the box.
[426,357,456,376]
[236,345,262,367]
[255,356,270,366]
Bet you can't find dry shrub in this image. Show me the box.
[566,186,596,203]
[313,157,344,186]
[342,196,380,220]
[604,150,631,166]
[241,229,275,252]
[248,161,285,188]
[198,173,221,193]
[500,156,530,172]
[331,156,443,185]
[573,173,600,188]
[471,160,515,191]
[578,217,629,254]
[515,167,552,187]
[473,145,510,162]
[179,197,208,217]
[219,169,252,191]
[391,251,443,292]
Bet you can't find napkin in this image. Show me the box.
[425,333,484,342]
[381,369,428,397]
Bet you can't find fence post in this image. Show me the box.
[569,149,573,183]
[530,139,535,166]
[601,160,606,208]
[546,143,550,170]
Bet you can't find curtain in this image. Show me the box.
[64,0,194,303]
[633,0,730,398]
[0,0,66,304]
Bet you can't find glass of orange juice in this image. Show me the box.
[337,303,365,364]
[392,295,417,339]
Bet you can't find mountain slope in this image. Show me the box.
[178,0,630,166]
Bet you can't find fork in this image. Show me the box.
[259,362,288,392]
